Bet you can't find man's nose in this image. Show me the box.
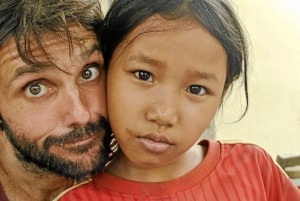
[63,88,91,127]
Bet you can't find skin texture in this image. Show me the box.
[106,16,227,182]
[0,26,108,200]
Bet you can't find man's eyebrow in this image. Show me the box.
[9,43,99,82]
[8,66,48,86]
[82,43,99,58]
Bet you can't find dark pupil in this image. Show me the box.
[30,84,41,95]
[82,69,92,79]
[190,85,201,94]
[139,71,150,80]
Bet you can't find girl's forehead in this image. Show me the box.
[135,14,199,34]
[119,14,207,51]
[112,15,227,73]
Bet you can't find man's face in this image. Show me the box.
[0,26,110,180]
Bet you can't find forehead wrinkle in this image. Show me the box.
[0,40,19,66]
[5,33,98,67]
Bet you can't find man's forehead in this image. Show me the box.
[0,26,97,64]
[0,38,19,64]
[1,38,98,67]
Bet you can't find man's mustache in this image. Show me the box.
[44,117,108,150]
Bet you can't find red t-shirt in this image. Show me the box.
[56,140,300,201]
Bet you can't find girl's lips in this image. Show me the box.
[137,132,172,153]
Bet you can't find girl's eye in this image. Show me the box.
[25,82,47,98]
[134,70,153,82]
[186,85,207,96]
[81,64,100,81]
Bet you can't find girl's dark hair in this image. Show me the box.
[0,0,103,67]
[101,0,249,118]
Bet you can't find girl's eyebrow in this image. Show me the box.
[129,53,164,69]
[130,54,219,82]
[185,70,218,82]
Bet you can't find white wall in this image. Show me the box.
[99,0,113,16]
[216,0,300,158]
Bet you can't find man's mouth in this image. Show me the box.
[61,134,96,149]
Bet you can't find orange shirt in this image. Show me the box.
[56,140,300,201]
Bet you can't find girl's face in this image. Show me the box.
[107,16,227,169]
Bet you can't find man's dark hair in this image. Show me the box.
[0,0,103,67]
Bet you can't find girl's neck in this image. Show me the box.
[105,144,207,182]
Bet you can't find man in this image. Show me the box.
[0,0,111,200]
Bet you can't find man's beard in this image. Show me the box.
[0,115,112,181]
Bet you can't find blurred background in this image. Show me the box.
[215,0,300,159]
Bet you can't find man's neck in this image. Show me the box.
[0,162,74,201]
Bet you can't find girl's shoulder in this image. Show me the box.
[201,139,271,162]
[218,140,271,160]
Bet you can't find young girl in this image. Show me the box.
[57,0,300,200]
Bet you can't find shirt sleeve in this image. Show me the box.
[255,145,300,200]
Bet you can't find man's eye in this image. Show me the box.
[186,85,207,96]
[81,64,100,81]
[134,71,153,82]
[25,82,47,97]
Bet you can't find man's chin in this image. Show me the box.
[1,115,112,180]
[45,144,108,180]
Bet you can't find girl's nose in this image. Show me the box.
[146,102,178,127]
